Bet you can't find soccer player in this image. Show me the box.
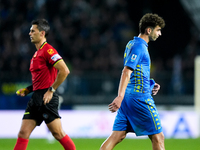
[100,13,166,150]
[13,19,76,150]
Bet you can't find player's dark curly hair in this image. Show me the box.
[31,19,50,37]
[139,13,165,34]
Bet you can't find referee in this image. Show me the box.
[13,19,76,150]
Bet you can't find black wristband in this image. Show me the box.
[26,85,33,93]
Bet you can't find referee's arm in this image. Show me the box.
[52,59,70,90]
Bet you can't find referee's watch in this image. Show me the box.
[49,87,56,93]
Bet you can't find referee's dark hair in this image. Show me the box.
[31,19,50,37]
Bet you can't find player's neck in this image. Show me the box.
[138,34,149,43]
[35,39,47,50]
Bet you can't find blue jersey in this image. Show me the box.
[113,37,162,136]
[124,36,153,95]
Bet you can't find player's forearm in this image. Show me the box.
[117,67,132,98]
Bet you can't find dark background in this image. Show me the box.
[0,0,198,109]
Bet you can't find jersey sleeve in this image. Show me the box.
[124,44,143,70]
[44,48,62,66]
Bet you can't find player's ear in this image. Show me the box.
[146,28,152,35]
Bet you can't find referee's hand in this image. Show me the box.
[43,90,53,105]
[16,88,29,97]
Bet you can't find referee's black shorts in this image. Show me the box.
[23,88,61,126]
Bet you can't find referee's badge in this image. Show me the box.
[47,49,54,55]
[51,54,62,62]
[131,54,137,62]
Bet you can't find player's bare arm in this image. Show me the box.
[43,60,70,105]
[109,66,133,112]
[152,83,160,95]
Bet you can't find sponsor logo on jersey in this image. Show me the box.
[51,54,62,62]
[131,54,137,62]
[47,49,54,55]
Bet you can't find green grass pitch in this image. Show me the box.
[0,138,200,150]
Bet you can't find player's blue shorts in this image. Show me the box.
[113,93,162,136]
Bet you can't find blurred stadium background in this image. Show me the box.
[0,0,200,149]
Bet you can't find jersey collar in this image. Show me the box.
[133,36,148,47]
[40,41,47,49]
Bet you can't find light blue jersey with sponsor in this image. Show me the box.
[124,36,154,95]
